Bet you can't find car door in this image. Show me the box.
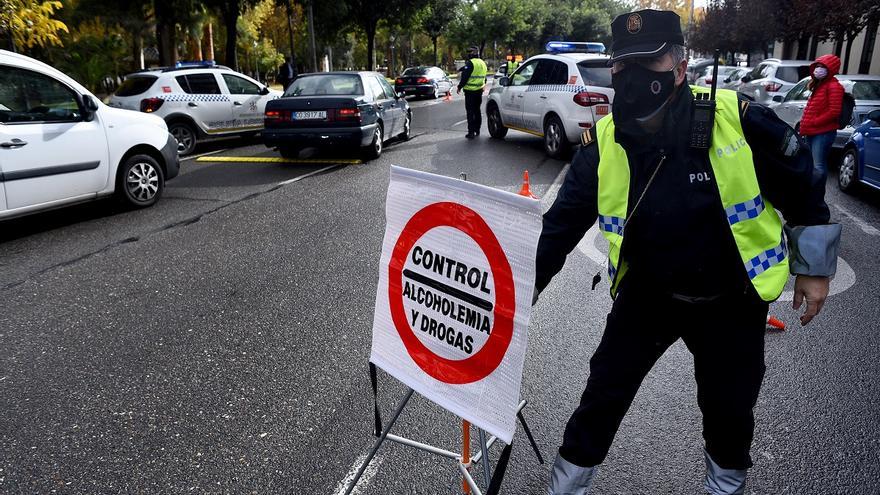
[0,64,109,211]
[773,79,810,127]
[221,73,266,132]
[377,76,405,132]
[174,73,233,135]
[366,75,397,137]
[522,59,567,133]
[500,59,538,129]
[862,117,880,184]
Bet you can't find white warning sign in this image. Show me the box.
[370,166,542,444]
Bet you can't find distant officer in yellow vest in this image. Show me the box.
[457,45,487,139]
[537,9,841,495]
[505,55,519,75]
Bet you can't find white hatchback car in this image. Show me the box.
[0,50,178,220]
[109,63,283,155]
[487,43,613,158]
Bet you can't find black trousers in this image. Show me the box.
[559,279,769,470]
[464,89,483,134]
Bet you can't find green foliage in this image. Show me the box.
[51,18,127,93]
[1,0,69,50]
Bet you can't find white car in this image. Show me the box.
[0,49,178,221]
[486,45,613,159]
[109,63,283,155]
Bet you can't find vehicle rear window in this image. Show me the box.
[851,81,880,100]
[776,66,809,83]
[403,67,429,75]
[175,74,221,94]
[285,74,364,96]
[577,61,612,88]
[116,76,157,96]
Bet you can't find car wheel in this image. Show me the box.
[543,115,568,159]
[169,122,197,156]
[487,103,507,139]
[838,148,859,193]
[116,154,164,208]
[363,124,383,160]
[399,112,412,141]
[279,146,300,159]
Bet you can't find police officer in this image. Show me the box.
[506,55,519,75]
[538,10,841,495]
[457,45,487,139]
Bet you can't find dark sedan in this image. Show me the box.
[263,72,411,161]
[394,66,453,99]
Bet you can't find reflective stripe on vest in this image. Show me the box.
[464,58,487,91]
[595,87,789,301]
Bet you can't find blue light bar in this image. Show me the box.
[545,41,606,54]
[174,60,217,68]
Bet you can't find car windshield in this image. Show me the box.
[116,76,157,96]
[850,80,880,100]
[577,60,612,88]
[776,66,809,83]
[284,74,364,96]
[403,68,430,75]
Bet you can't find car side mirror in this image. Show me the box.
[772,95,784,103]
[260,86,271,95]
[396,91,405,99]
[499,76,510,87]
[869,109,880,124]
[81,94,99,122]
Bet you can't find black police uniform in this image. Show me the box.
[458,57,482,137]
[536,82,830,471]
[538,10,837,484]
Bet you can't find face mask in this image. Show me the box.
[813,67,828,79]
[611,64,677,133]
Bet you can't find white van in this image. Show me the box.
[0,50,179,221]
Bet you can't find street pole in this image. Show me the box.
[307,0,318,72]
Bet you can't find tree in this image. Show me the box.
[203,0,258,70]
[344,0,426,70]
[420,0,460,65]
[0,0,68,52]
[822,0,880,73]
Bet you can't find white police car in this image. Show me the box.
[109,62,282,155]
[486,42,613,159]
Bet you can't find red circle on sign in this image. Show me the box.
[388,202,515,385]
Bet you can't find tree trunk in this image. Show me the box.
[366,26,376,71]
[223,7,238,70]
[843,33,855,75]
[808,36,819,60]
[132,34,144,70]
[833,31,843,57]
[432,36,439,65]
[204,23,215,62]
[795,34,809,59]
[285,0,296,58]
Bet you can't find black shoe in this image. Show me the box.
[465,132,476,139]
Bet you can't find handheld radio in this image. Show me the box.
[689,50,720,149]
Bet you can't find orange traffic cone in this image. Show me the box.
[518,170,538,199]
[444,91,452,102]
[767,315,785,331]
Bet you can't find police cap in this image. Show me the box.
[610,9,684,62]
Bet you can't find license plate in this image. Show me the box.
[292,111,326,120]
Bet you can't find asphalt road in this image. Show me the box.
[1,92,878,494]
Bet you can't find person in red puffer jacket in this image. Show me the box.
[799,54,844,182]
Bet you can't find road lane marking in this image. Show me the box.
[333,452,384,495]
[833,203,880,236]
[577,226,856,300]
[542,163,570,213]
[195,156,362,165]
[278,165,340,185]
[181,148,229,161]
[452,119,468,127]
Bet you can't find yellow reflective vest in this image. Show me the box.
[463,58,487,91]
[596,87,789,302]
